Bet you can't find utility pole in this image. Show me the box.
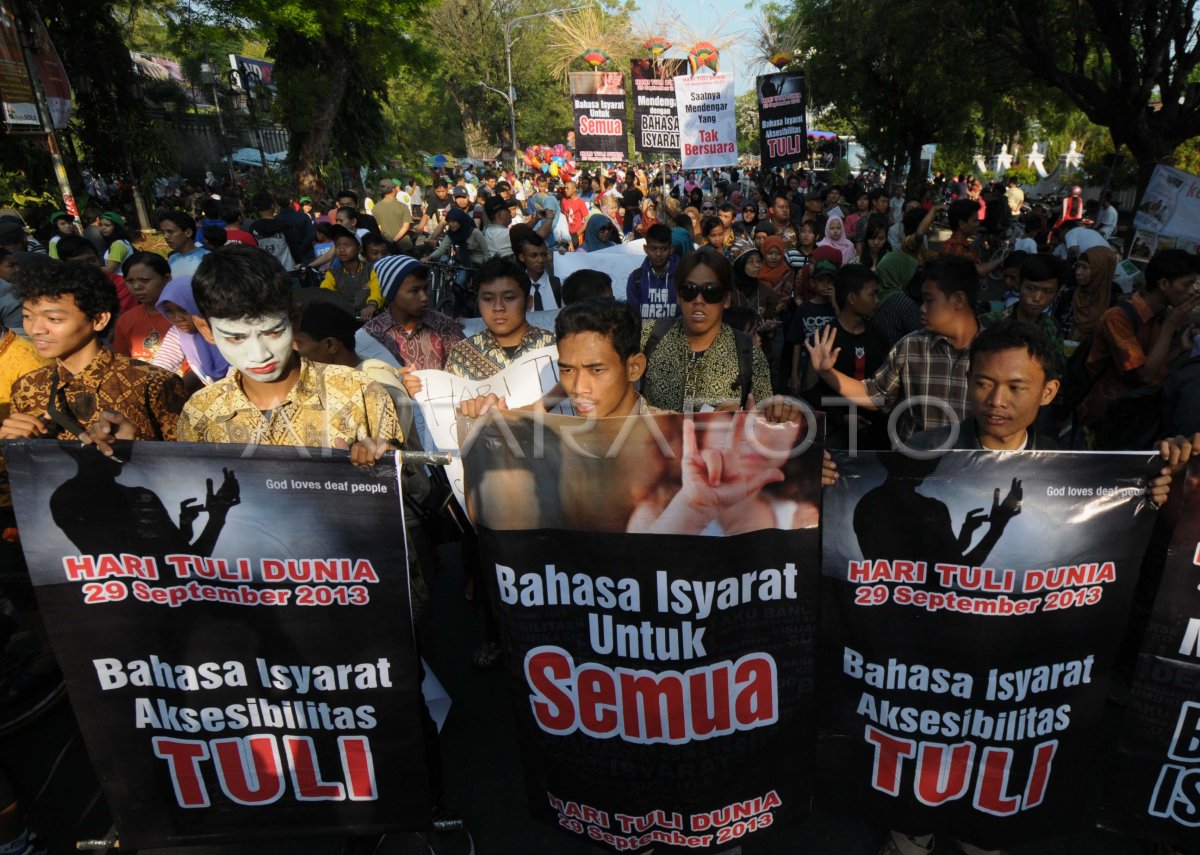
[237,62,271,172]
[202,55,237,189]
[501,4,594,174]
[13,0,77,216]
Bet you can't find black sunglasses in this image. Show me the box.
[678,282,725,303]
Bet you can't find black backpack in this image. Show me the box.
[643,317,756,409]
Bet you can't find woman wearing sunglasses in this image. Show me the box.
[639,247,773,412]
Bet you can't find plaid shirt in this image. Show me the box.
[862,329,976,440]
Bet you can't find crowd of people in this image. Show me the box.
[0,158,1197,855]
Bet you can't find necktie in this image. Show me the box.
[533,283,543,311]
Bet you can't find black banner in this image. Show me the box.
[818,450,1159,849]
[569,71,629,162]
[4,441,429,849]
[464,410,823,851]
[631,59,684,155]
[1102,460,1200,846]
[757,72,807,169]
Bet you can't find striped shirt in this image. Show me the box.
[862,328,977,440]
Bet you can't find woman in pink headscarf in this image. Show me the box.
[817,209,856,264]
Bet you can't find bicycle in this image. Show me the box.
[423,259,479,318]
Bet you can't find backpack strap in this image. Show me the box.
[642,317,677,360]
[1116,300,1142,336]
[549,275,562,307]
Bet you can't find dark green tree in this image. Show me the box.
[984,0,1200,199]
[205,0,425,193]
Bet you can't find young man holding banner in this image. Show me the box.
[157,245,465,852]
[836,318,1193,855]
[805,255,982,440]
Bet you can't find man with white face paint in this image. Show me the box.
[174,245,401,461]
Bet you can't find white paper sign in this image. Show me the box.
[554,239,650,295]
[674,72,738,169]
[409,345,568,505]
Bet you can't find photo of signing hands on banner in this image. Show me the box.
[461,408,823,535]
[464,407,824,851]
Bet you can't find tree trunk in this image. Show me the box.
[904,139,925,198]
[1128,140,1175,212]
[294,46,353,196]
[461,115,493,160]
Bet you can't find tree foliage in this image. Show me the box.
[198,0,426,192]
[984,0,1200,196]
[403,0,634,159]
[735,91,759,156]
[788,0,1004,192]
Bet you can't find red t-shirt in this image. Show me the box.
[224,227,258,246]
[107,272,138,314]
[113,306,173,363]
[562,197,589,236]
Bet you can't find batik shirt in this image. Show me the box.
[177,357,401,447]
[9,347,186,441]
[639,320,773,412]
[361,309,465,371]
[444,326,555,380]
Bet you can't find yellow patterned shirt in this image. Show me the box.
[0,330,49,410]
[177,357,402,448]
[444,325,555,380]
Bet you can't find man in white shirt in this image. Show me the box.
[483,195,515,259]
[888,184,905,224]
[1095,191,1119,238]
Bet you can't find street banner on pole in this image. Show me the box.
[569,71,629,162]
[757,72,807,168]
[673,72,738,170]
[818,450,1160,849]
[465,410,823,851]
[630,59,684,155]
[0,2,71,130]
[5,441,430,849]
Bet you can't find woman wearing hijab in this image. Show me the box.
[727,242,773,322]
[540,193,570,251]
[873,250,922,345]
[633,197,660,238]
[152,276,230,389]
[735,202,759,237]
[426,207,487,315]
[428,207,486,267]
[670,214,695,259]
[757,235,795,299]
[582,211,620,252]
[1065,245,1119,340]
[817,209,856,265]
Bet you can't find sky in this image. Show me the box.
[641,0,770,94]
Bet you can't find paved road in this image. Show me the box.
[0,542,1156,854]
